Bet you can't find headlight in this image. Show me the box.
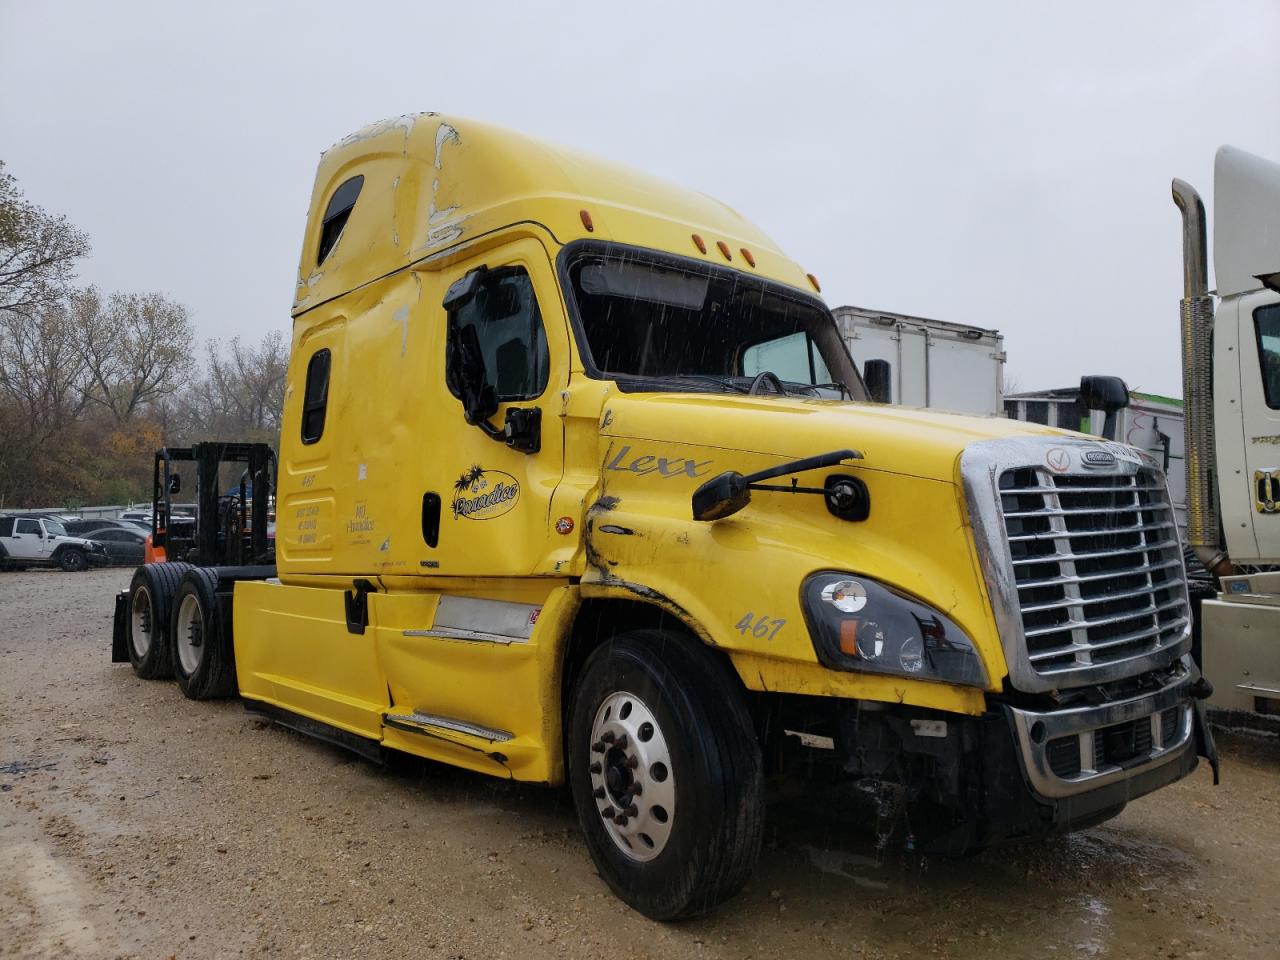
[801,572,987,687]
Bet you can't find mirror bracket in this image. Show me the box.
[692,448,863,521]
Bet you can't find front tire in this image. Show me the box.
[170,568,236,700]
[567,629,764,920]
[127,562,193,679]
[59,548,87,572]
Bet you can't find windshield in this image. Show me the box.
[44,519,68,537]
[565,248,867,400]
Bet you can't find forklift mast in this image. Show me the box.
[152,442,276,566]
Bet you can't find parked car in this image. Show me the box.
[65,518,137,536]
[0,516,109,571]
[80,527,146,566]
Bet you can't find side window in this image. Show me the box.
[0,517,12,537]
[446,267,550,402]
[317,175,364,265]
[1255,304,1280,409]
[301,348,332,444]
[15,519,40,535]
[742,331,832,385]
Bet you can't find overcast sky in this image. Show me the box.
[2,1,1277,398]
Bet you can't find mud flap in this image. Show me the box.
[111,590,130,663]
[1193,699,1220,785]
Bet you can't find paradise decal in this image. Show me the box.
[451,464,520,520]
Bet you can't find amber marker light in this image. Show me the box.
[580,209,594,232]
[691,233,707,254]
[807,273,822,292]
[740,248,756,267]
[839,619,860,657]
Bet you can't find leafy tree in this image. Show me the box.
[0,161,89,316]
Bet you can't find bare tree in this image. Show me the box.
[0,297,92,439]
[75,287,196,422]
[175,331,288,440]
[0,162,89,316]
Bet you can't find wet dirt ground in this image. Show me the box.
[2,568,1279,959]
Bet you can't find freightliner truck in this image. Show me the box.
[114,114,1218,919]
[1171,148,1280,723]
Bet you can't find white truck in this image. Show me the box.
[0,515,109,571]
[833,306,1005,415]
[1173,147,1280,723]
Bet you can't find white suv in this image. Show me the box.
[0,516,110,572]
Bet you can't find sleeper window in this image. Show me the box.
[316,175,364,265]
[301,348,331,444]
[446,267,549,402]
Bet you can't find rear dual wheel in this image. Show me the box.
[127,562,193,679]
[567,629,764,920]
[170,568,236,700]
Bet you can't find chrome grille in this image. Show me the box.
[999,467,1190,679]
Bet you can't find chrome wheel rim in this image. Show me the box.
[130,585,153,659]
[588,691,675,862]
[175,593,203,675]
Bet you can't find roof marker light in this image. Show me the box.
[716,241,733,261]
[691,233,707,254]
[740,248,756,267]
[807,273,822,292]
[580,209,594,232]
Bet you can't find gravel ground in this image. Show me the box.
[2,567,1279,959]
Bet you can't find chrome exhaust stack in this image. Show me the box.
[1172,178,1229,573]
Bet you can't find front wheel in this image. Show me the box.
[58,548,87,572]
[567,629,764,920]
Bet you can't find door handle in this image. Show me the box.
[421,492,441,547]
[1256,469,1280,513]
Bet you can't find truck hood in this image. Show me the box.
[600,393,1070,482]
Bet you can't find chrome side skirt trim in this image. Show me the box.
[383,711,513,743]
[401,595,541,646]
[402,627,518,645]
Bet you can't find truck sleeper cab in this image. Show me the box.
[120,113,1217,920]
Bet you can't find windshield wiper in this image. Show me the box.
[810,381,851,400]
[628,374,752,394]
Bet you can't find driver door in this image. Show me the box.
[11,519,45,559]
[422,237,569,577]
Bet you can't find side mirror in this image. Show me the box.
[448,323,499,426]
[863,359,892,403]
[443,267,487,312]
[168,474,182,495]
[1079,375,1130,414]
[1079,375,1130,441]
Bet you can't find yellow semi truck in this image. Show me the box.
[114,113,1216,919]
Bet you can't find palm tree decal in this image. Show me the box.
[454,464,485,494]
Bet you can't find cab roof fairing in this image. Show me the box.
[291,114,815,318]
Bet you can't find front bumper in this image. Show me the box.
[833,663,1214,851]
[1007,670,1198,801]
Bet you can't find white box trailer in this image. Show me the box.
[833,306,1005,416]
[1004,387,1188,541]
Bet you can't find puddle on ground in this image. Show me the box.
[802,844,890,889]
